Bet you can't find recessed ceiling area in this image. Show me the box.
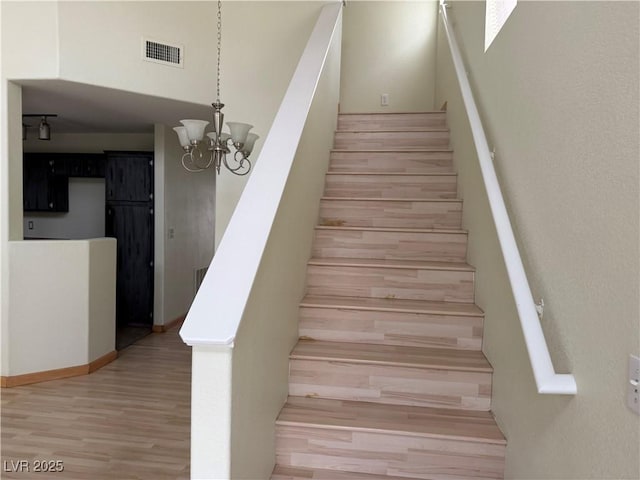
[20,79,214,135]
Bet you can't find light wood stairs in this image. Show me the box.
[271,112,506,480]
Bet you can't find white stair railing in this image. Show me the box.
[439,1,576,395]
[179,4,343,477]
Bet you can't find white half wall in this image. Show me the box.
[6,238,116,376]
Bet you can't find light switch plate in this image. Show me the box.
[628,354,640,415]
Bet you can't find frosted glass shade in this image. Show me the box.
[206,132,218,145]
[173,126,191,147]
[220,132,231,143]
[226,122,253,145]
[180,119,209,142]
[243,133,259,154]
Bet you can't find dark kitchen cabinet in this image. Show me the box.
[23,153,106,212]
[106,203,154,327]
[105,151,154,328]
[23,154,69,212]
[106,152,153,203]
[67,154,106,178]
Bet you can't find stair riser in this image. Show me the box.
[312,229,467,263]
[306,265,474,303]
[330,151,454,174]
[299,307,483,350]
[276,426,505,479]
[289,359,491,410]
[273,466,410,480]
[338,113,447,131]
[324,174,457,199]
[334,131,449,150]
[319,200,462,229]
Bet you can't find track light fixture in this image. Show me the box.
[22,114,57,141]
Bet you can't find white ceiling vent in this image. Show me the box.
[142,38,183,68]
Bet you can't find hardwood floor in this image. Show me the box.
[1,327,190,480]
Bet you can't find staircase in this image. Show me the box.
[271,112,506,479]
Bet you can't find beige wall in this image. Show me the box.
[1,1,59,80]
[23,133,153,153]
[340,1,438,113]
[57,1,215,105]
[154,124,215,326]
[214,1,328,246]
[435,1,639,478]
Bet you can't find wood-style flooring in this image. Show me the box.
[1,327,190,480]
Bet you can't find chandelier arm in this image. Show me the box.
[182,152,205,173]
[222,150,251,176]
[223,150,246,171]
[193,150,215,170]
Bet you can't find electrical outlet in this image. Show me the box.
[381,93,389,107]
[27,221,34,230]
[168,228,175,239]
[628,354,640,415]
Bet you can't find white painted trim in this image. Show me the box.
[439,1,576,395]
[179,3,343,347]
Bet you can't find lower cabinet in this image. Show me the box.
[106,204,154,327]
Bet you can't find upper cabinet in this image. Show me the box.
[105,151,153,203]
[23,154,69,212]
[23,153,106,212]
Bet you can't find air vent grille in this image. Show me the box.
[194,266,208,295]
[143,38,183,68]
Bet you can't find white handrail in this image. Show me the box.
[439,1,576,395]
[180,2,343,347]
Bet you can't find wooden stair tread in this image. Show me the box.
[315,225,467,234]
[272,465,409,480]
[291,339,491,372]
[336,128,450,133]
[337,147,451,152]
[308,257,474,271]
[321,196,462,203]
[300,295,483,316]
[277,396,505,444]
[326,171,456,177]
[330,146,453,153]
[331,148,453,153]
[338,111,445,115]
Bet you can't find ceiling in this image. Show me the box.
[20,79,214,135]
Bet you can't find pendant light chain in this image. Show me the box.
[216,0,222,103]
[173,0,258,176]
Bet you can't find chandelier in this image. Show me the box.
[173,0,258,175]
